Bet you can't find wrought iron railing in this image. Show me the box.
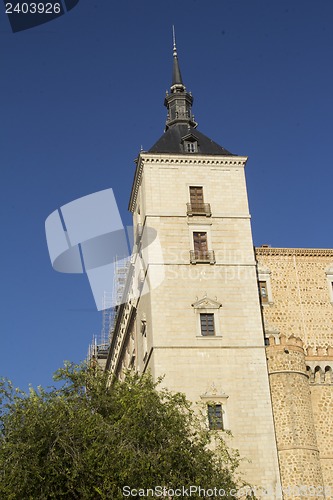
[190,250,215,264]
[186,202,211,216]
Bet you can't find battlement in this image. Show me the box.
[305,345,333,359]
[267,333,304,350]
[266,335,333,384]
[304,345,333,385]
[266,334,307,375]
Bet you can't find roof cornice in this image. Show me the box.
[255,247,333,257]
[138,152,247,165]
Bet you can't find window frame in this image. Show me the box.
[200,313,215,336]
[200,386,229,431]
[257,265,273,306]
[189,185,204,205]
[259,280,269,304]
[189,225,214,264]
[185,141,197,153]
[193,230,208,255]
[207,403,224,430]
[325,266,333,304]
[187,185,211,217]
[192,297,222,338]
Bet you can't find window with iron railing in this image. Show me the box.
[190,231,215,263]
[190,250,215,263]
[187,202,211,216]
[187,186,211,216]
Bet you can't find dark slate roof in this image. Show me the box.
[149,124,235,156]
[172,55,183,86]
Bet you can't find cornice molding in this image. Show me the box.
[128,157,144,213]
[255,247,333,258]
[139,153,247,166]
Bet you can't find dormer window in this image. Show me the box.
[185,141,197,153]
[181,133,199,154]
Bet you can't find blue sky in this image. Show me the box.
[1,0,332,391]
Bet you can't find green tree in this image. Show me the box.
[0,364,253,499]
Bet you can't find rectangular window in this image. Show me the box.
[193,231,208,259]
[190,186,204,207]
[185,141,197,153]
[187,186,211,216]
[208,404,223,430]
[259,281,268,304]
[200,313,215,336]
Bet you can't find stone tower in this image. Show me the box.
[106,38,282,494]
[266,334,325,498]
[306,344,333,495]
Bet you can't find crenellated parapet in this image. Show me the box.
[266,336,333,384]
[305,345,333,385]
[266,334,306,375]
[267,333,304,348]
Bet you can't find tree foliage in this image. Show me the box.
[0,364,251,499]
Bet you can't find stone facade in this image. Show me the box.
[100,157,333,498]
[257,248,333,499]
[105,153,282,497]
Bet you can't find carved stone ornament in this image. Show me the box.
[191,295,222,310]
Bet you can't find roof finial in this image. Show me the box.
[172,25,177,57]
[171,26,183,86]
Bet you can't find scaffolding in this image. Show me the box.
[113,258,131,308]
[101,291,113,345]
[87,258,131,365]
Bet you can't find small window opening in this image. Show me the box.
[200,313,215,336]
[208,404,223,430]
[184,140,197,153]
[259,281,268,304]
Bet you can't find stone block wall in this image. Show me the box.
[257,247,333,498]
[255,247,333,347]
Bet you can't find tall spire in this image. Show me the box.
[172,26,183,86]
[164,28,197,130]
